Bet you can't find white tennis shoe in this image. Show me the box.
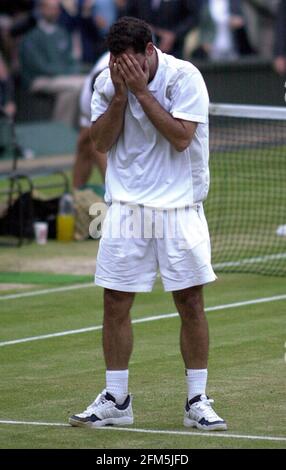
[69,390,134,428]
[184,394,227,431]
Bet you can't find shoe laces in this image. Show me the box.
[193,397,219,420]
[85,390,111,414]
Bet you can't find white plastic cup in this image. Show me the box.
[33,222,48,245]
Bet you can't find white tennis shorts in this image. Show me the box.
[95,202,217,292]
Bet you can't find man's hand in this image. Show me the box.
[4,101,16,118]
[274,56,286,76]
[229,15,244,30]
[117,54,150,97]
[109,55,128,100]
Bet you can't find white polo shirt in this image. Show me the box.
[91,47,210,209]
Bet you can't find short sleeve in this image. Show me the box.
[79,74,93,127]
[90,69,114,123]
[169,70,209,124]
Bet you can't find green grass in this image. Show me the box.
[0,142,286,448]
[0,273,286,449]
[0,271,91,285]
[205,147,286,275]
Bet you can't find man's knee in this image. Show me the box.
[173,286,204,318]
[76,129,93,160]
[78,128,91,148]
[104,289,135,320]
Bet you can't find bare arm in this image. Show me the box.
[118,54,197,152]
[90,95,127,153]
[90,56,128,153]
[136,91,197,152]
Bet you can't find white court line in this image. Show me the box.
[0,283,94,301]
[0,419,285,442]
[213,253,286,269]
[1,294,286,348]
[0,420,69,427]
[1,251,286,301]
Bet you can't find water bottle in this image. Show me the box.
[56,193,75,242]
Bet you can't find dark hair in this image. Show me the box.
[107,16,153,56]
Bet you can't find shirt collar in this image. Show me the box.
[148,47,164,92]
[38,19,58,34]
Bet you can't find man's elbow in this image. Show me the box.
[174,138,191,152]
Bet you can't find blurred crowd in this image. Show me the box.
[0,0,286,124]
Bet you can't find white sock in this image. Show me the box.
[185,369,208,401]
[106,370,129,405]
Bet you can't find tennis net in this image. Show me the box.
[206,103,286,276]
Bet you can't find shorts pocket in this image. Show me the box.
[176,206,207,250]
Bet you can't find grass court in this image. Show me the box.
[0,238,285,449]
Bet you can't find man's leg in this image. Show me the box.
[172,285,209,370]
[173,285,209,400]
[31,76,85,127]
[103,288,135,370]
[73,128,94,188]
[72,127,107,189]
[173,285,227,430]
[93,146,107,182]
[69,288,135,427]
[53,89,80,127]
[103,288,135,404]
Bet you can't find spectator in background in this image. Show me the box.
[123,0,199,58]
[0,53,16,118]
[92,0,127,37]
[59,1,126,65]
[185,0,253,60]
[59,0,102,64]
[19,0,85,127]
[273,0,286,75]
[8,1,37,37]
[0,40,16,157]
[242,0,279,59]
[0,0,37,72]
[72,51,109,189]
[0,19,16,118]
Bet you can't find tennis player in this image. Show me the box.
[69,16,227,431]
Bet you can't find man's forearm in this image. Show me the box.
[90,96,127,152]
[136,90,196,152]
